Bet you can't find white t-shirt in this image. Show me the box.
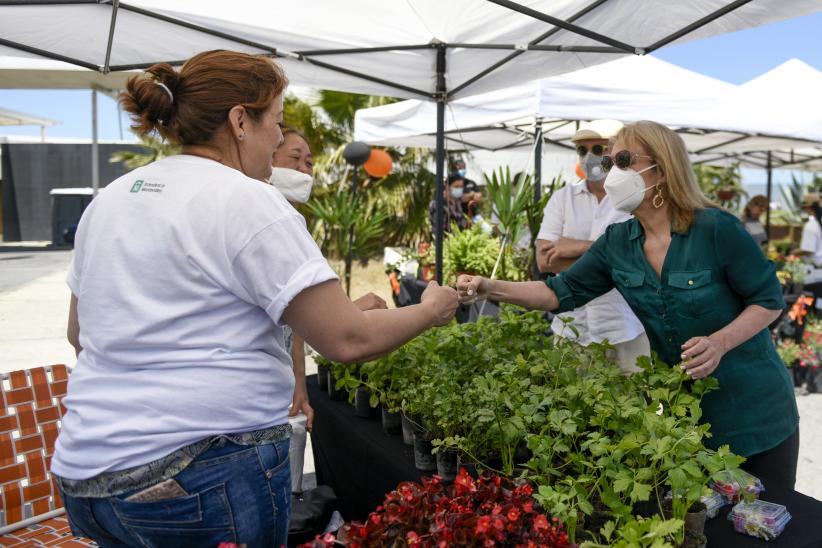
[52,155,338,480]
[800,217,822,266]
[537,182,645,346]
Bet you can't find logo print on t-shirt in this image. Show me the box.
[130,180,144,193]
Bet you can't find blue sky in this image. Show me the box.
[1,10,821,178]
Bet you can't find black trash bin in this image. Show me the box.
[49,188,94,247]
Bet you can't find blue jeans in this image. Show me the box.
[61,438,291,547]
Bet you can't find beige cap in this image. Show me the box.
[801,193,821,207]
[572,119,624,143]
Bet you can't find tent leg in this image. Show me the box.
[91,89,99,197]
[766,151,772,241]
[434,44,446,284]
[345,167,358,296]
[532,118,543,279]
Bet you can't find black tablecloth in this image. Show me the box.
[308,374,822,546]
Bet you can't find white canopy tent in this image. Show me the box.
[355,54,822,237]
[2,0,819,279]
[0,55,138,191]
[355,55,819,157]
[699,59,822,170]
[0,106,58,141]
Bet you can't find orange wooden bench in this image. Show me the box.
[0,365,96,547]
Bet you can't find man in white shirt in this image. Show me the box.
[536,120,649,372]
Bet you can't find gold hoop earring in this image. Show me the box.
[652,184,665,209]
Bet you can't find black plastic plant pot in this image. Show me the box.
[436,449,459,482]
[327,372,344,401]
[400,412,416,445]
[317,364,329,391]
[354,386,373,418]
[685,501,707,536]
[381,406,402,436]
[413,433,437,472]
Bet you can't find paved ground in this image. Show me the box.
[0,252,819,501]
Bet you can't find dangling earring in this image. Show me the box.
[653,183,665,209]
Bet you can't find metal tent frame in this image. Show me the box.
[0,0,769,281]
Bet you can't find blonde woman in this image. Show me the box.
[458,121,798,491]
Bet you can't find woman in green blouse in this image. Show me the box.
[458,121,799,491]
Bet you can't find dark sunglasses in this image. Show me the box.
[576,144,604,157]
[600,150,655,172]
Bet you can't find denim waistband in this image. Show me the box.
[57,423,291,498]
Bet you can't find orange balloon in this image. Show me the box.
[363,149,393,178]
[575,161,585,180]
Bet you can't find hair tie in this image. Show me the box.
[155,82,174,103]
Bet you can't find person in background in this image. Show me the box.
[535,120,649,373]
[56,50,458,547]
[799,193,822,303]
[459,121,799,492]
[451,158,479,201]
[429,173,470,234]
[269,126,387,432]
[741,194,769,247]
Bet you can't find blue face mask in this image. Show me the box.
[457,169,467,177]
[450,187,464,199]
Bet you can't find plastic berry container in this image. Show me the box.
[728,500,791,541]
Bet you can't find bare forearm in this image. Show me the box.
[710,305,781,353]
[544,257,577,274]
[487,280,559,311]
[342,305,437,362]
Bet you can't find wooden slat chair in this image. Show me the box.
[0,365,96,547]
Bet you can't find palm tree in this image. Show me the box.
[109,134,180,170]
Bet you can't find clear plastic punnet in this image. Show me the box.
[728,500,792,541]
[710,469,765,503]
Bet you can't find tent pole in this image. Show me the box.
[533,118,543,280]
[534,118,543,202]
[345,166,357,296]
[91,89,99,197]
[766,151,772,241]
[434,44,446,284]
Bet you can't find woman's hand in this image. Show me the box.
[456,274,491,305]
[421,281,459,326]
[680,334,727,379]
[289,385,314,431]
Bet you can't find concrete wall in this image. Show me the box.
[1,143,146,241]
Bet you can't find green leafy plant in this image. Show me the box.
[694,162,746,210]
[109,134,181,169]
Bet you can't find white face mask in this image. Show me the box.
[581,152,605,182]
[267,167,314,203]
[450,187,464,200]
[603,164,658,213]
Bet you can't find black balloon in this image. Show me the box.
[343,141,371,166]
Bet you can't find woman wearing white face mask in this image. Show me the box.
[269,127,388,437]
[458,121,798,492]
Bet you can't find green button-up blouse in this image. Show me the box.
[546,208,798,457]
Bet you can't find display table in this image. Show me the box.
[308,375,822,546]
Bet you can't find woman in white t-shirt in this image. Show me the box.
[54,50,457,547]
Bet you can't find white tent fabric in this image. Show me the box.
[1,1,820,100]
[354,55,819,157]
[0,56,133,90]
[0,106,57,127]
[697,59,822,169]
